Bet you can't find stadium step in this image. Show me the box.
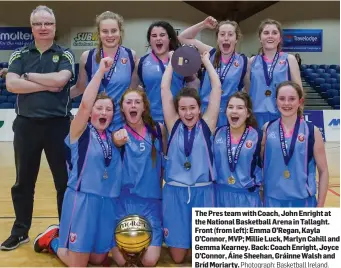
[305,98,328,105]
[305,105,333,110]
[305,93,321,99]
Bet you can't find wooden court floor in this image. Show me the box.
[0,142,339,267]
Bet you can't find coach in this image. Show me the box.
[1,5,74,251]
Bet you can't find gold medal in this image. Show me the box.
[265,89,272,97]
[228,176,235,185]
[284,170,290,179]
[103,170,108,179]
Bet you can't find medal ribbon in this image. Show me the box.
[89,124,112,167]
[100,47,121,88]
[226,126,249,172]
[217,52,235,84]
[279,116,300,167]
[183,124,196,159]
[261,51,280,87]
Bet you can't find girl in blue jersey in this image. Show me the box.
[214,92,263,207]
[111,88,167,267]
[179,16,250,127]
[71,11,136,130]
[33,57,122,266]
[161,51,221,263]
[131,21,197,123]
[248,19,302,128]
[262,81,329,207]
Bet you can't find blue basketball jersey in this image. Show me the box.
[85,47,134,128]
[165,119,213,186]
[65,124,122,198]
[121,124,163,199]
[213,126,262,188]
[249,53,291,114]
[264,118,316,200]
[138,53,184,122]
[200,49,247,126]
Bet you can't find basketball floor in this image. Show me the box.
[0,142,339,267]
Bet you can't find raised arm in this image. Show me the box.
[70,57,113,143]
[160,53,179,133]
[70,50,89,99]
[129,57,143,90]
[313,127,329,207]
[201,51,222,132]
[178,16,217,54]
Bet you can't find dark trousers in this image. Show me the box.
[11,115,70,236]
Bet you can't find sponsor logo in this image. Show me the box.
[297,134,305,142]
[215,137,223,144]
[0,32,33,41]
[52,55,59,63]
[69,233,77,243]
[245,140,253,149]
[72,32,99,48]
[328,118,340,128]
[121,58,128,64]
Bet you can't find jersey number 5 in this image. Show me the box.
[140,142,145,151]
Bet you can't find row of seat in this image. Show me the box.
[300,64,340,109]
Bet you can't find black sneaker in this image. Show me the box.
[0,235,30,251]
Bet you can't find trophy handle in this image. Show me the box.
[120,248,146,267]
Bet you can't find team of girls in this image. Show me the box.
[32,12,328,267]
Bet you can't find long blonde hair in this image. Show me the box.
[95,11,124,63]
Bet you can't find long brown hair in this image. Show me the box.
[120,88,158,166]
[213,20,242,69]
[226,91,258,128]
[95,11,124,64]
[257,19,283,54]
[276,81,305,117]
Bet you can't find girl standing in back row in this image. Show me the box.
[248,19,302,128]
[179,16,249,127]
[71,11,136,130]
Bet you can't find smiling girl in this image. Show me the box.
[262,81,328,207]
[248,19,302,128]
[160,51,221,263]
[178,16,249,127]
[71,11,136,130]
[213,92,262,207]
[33,57,122,267]
[111,88,167,267]
[130,21,193,123]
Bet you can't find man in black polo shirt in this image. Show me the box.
[0,5,74,251]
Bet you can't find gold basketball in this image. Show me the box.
[115,215,152,254]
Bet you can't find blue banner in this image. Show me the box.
[303,110,325,141]
[0,27,33,50]
[282,29,323,52]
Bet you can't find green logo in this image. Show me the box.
[0,121,4,128]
